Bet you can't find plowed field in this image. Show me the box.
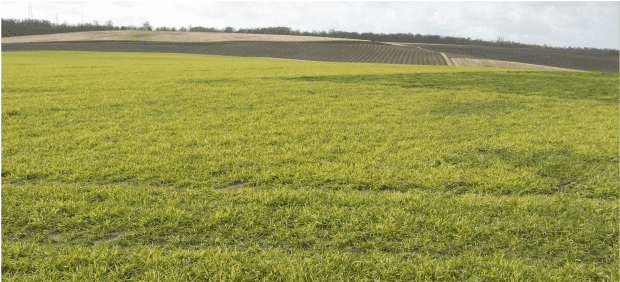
[2,40,449,66]
[402,43,618,73]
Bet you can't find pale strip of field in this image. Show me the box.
[1,30,362,44]
[385,42,436,53]
[450,57,587,72]
[384,42,407,47]
[440,53,453,66]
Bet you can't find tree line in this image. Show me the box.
[2,18,617,56]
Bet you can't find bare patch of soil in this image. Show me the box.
[450,57,587,72]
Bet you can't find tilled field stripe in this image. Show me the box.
[406,49,413,64]
[333,44,350,62]
[342,44,356,62]
[432,53,439,65]
[376,45,390,64]
[369,45,381,63]
[384,45,396,64]
[385,46,396,64]
[440,53,453,66]
[395,48,402,64]
[400,48,409,64]
[398,48,407,64]
[386,46,398,64]
[451,58,464,66]
[351,44,365,62]
[435,53,444,65]
[351,44,367,62]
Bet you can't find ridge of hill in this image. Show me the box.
[0,30,362,44]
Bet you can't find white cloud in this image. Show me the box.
[506,5,522,23]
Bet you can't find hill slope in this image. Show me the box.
[2,40,449,66]
[403,43,618,73]
[2,31,605,72]
[0,30,360,44]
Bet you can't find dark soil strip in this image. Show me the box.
[350,44,368,63]
[406,51,413,65]
[390,48,401,64]
[343,45,358,62]
[2,40,448,66]
[381,46,393,64]
[333,44,351,62]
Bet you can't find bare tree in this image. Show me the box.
[494,36,506,47]
[142,21,152,31]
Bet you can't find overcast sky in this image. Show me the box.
[1,1,618,49]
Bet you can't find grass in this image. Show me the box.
[2,51,618,281]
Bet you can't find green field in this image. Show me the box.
[2,51,618,281]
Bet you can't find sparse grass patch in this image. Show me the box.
[2,51,618,280]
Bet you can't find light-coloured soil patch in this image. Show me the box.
[450,57,587,72]
[386,42,435,53]
[440,53,453,66]
[1,30,362,44]
[384,42,407,47]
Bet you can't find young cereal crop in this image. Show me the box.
[2,51,618,281]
